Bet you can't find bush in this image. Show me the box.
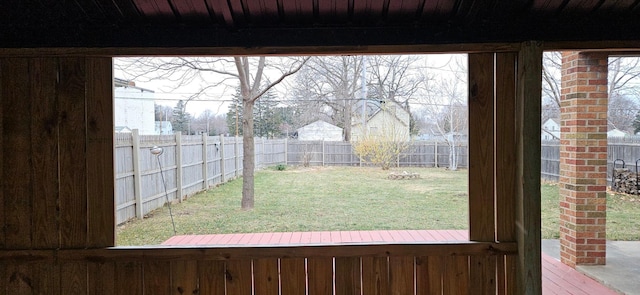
[275,164,286,171]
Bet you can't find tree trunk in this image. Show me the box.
[241,100,255,209]
[343,104,352,142]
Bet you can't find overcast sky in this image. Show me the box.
[113,54,466,118]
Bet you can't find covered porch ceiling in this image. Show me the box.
[2,0,640,49]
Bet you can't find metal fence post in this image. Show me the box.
[131,129,143,219]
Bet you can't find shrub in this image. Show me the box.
[275,164,287,171]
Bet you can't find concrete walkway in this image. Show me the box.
[543,240,640,295]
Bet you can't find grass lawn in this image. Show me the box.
[117,166,640,245]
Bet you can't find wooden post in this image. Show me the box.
[434,141,438,167]
[176,133,184,202]
[202,133,208,189]
[284,138,288,165]
[322,139,325,166]
[219,135,226,183]
[495,52,518,294]
[235,136,240,177]
[516,41,543,295]
[468,52,497,294]
[131,129,143,219]
[262,137,266,168]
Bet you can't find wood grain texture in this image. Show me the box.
[60,262,88,295]
[0,242,517,262]
[495,52,517,243]
[416,256,442,295]
[115,261,143,295]
[468,52,496,242]
[57,57,88,249]
[443,256,469,295]
[30,58,60,250]
[0,59,3,250]
[32,262,61,295]
[2,58,33,249]
[205,0,234,24]
[225,259,252,295]
[516,41,543,295]
[133,0,175,18]
[389,256,414,295]
[307,257,333,295]
[86,57,115,248]
[362,256,389,295]
[5,264,32,295]
[253,258,279,295]
[280,258,306,294]
[88,261,115,295]
[143,261,171,294]
[495,52,518,295]
[470,256,497,294]
[335,257,361,295]
[199,260,225,295]
[171,260,199,295]
[170,0,210,20]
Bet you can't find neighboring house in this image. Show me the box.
[114,78,156,135]
[155,121,173,135]
[115,126,132,133]
[296,120,343,141]
[541,118,560,140]
[608,128,627,137]
[351,100,410,141]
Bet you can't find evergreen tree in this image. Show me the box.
[172,100,191,134]
[633,112,640,134]
[254,89,280,138]
[226,88,244,136]
[227,86,283,138]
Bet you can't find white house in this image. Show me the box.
[541,118,560,140]
[351,100,410,141]
[607,128,628,137]
[155,121,173,135]
[114,78,156,135]
[296,120,343,141]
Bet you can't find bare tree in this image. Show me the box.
[301,56,364,141]
[367,55,421,108]
[418,55,467,170]
[542,52,640,131]
[116,56,308,209]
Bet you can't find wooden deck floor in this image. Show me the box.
[163,230,618,295]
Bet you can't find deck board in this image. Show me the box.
[162,230,618,295]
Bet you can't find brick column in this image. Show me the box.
[559,51,608,267]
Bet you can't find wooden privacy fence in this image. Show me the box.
[541,137,640,185]
[115,136,468,224]
[285,140,468,168]
[115,131,286,224]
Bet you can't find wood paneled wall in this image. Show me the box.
[0,47,541,294]
[0,57,114,293]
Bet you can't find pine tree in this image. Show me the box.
[226,88,243,136]
[633,112,640,134]
[172,100,191,134]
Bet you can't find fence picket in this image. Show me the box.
[116,135,634,225]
